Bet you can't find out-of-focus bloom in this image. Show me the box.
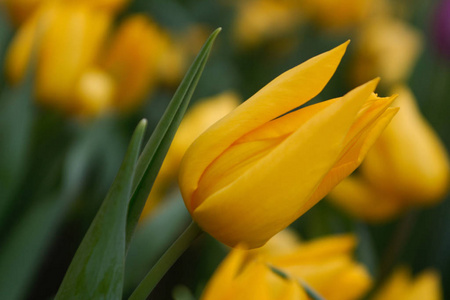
[5,2,111,112]
[233,0,302,48]
[3,0,44,25]
[202,232,372,300]
[140,92,240,218]
[101,15,167,111]
[351,16,422,87]
[329,86,449,221]
[372,267,442,300]
[328,176,404,222]
[3,0,128,25]
[73,67,115,117]
[300,0,373,29]
[432,0,450,60]
[201,248,308,300]
[178,41,398,248]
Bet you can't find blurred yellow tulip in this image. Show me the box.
[101,15,166,111]
[178,41,398,248]
[202,231,372,300]
[233,0,302,48]
[264,233,372,300]
[362,85,450,204]
[3,0,127,25]
[73,67,115,117]
[300,0,373,29]
[372,267,442,300]
[5,1,111,112]
[140,92,240,219]
[351,16,423,87]
[329,85,449,221]
[201,248,308,300]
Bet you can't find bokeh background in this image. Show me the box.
[0,0,449,299]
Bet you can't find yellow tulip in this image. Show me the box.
[178,41,398,248]
[233,0,302,48]
[5,1,111,112]
[73,67,115,117]
[361,85,450,204]
[202,231,371,300]
[328,176,405,222]
[265,233,372,300]
[300,0,373,29]
[351,16,423,87]
[101,15,166,111]
[201,248,309,300]
[3,0,128,25]
[372,267,442,300]
[140,92,240,219]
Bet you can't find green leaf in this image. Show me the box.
[55,120,147,300]
[124,193,190,295]
[125,27,221,248]
[0,68,34,230]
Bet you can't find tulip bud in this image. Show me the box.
[101,15,166,111]
[361,85,450,205]
[179,41,398,248]
[432,0,450,60]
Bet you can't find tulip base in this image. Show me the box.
[128,221,203,300]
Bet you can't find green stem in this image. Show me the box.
[128,221,203,300]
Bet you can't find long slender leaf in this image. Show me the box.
[124,193,190,295]
[55,120,147,300]
[125,28,221,247]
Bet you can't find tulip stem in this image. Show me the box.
[128,221,203,300]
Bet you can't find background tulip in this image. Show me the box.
[179,42,398,248]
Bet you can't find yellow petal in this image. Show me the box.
[303,106,398,214]
[179,41,349,211]
[268,234,356,266]
[406,270,442,300]
[192,79,378,248]
[372,267,412,300]
[362,85,450,203]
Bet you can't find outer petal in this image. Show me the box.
[193,79,378,248]
[301,106,399,215]
[406,270,442,300]
[179,41,349,212]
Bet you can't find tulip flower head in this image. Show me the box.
[202,231,372,300]
[179,41,398,248]
[372,267,442,300]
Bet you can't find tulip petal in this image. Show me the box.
[193,79,378,248]
[299,105,399,215]
[268,235,356,266]
[179,41,349,211]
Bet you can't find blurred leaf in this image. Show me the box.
[125,28,221,248]
[55,120,147,300]
[124,193,190,294]
[0,70,34,231]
